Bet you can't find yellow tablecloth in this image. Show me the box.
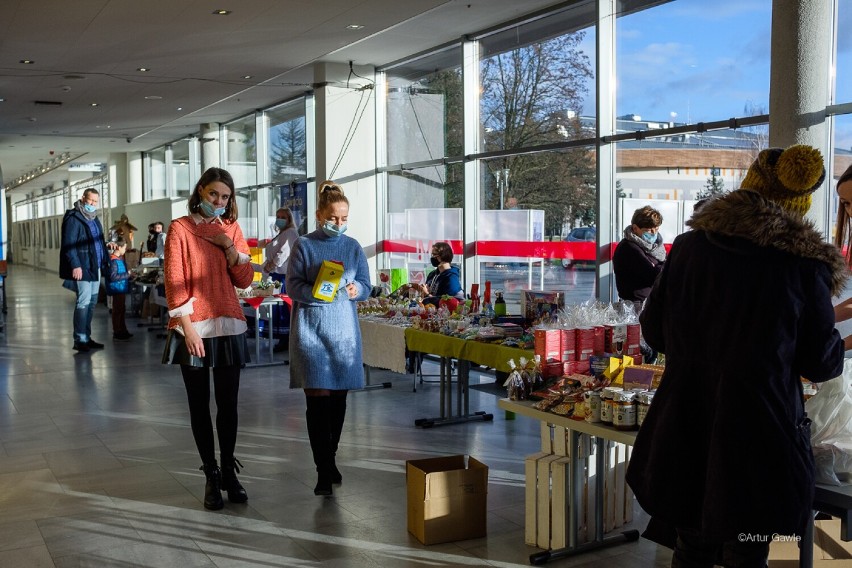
[404,328,533,373]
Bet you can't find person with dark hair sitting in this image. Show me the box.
[417,241,465,306]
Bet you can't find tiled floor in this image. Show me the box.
[0,264,672,567]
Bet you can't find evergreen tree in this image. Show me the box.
[697,168,726,199]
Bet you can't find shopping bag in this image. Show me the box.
[806,357,852,485]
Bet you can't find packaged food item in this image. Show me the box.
[584,390,602,423]
[637,390,656,426]
[312,260,344,301]
[612,390,637,430]
[600,386,622,423]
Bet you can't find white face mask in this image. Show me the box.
[322,221,347,237]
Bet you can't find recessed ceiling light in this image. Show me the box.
[20,59,34,64]
[176,107,183,111]
[0,98,5,102]
[243,75,252,79]
[137,67,150,72]
[145,95,163,100]
[346,24,364,30]
[212,9,231,15]
[90,103,99,107]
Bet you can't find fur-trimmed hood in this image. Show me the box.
[688,190,848,295]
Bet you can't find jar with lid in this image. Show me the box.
[637,390,656,427]
[600,387,622,424]
[584,391,602,423]
[612,390,638,431]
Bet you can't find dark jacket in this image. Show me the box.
[59,208,109,281]
[612,233,665,302]
[425,265,464,299]
[627,191,847,545]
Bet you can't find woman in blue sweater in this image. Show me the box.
[286,181,371,496]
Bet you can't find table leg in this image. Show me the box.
[255,306,261,364]
[800,512,814,568]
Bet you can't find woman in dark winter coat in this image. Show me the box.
[612,205,665,303]
[627,145,846,567]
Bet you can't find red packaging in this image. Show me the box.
[560,328,577,362]
[626,323,641,347]
[593,325,606,355]
[604,323,628,355]
[534,329,562,362]
[543,361,564,378]
[575,327,595,361]
[574,359,591,374]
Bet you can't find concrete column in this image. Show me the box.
[769,0,832,230]
[312,62,378,273]
[200,123,221,170]
[126,152,143,204]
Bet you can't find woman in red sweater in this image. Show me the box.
[162,167,255,511]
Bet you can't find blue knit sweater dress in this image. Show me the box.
[286,229,372,389]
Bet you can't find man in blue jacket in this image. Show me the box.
[60,188,110,352]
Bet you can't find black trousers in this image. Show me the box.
[180,364,241,465]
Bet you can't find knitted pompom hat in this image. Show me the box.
[739,144,826,217]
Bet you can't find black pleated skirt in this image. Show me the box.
[162,330,250,368]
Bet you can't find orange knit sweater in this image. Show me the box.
[164,216,254,329]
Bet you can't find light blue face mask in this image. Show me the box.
[275,219,288,230]
[641,231,657,244]
[200,200,226,218]
[83,203,97,213]
[322,221,347,237]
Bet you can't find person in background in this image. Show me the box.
[418,241,465,306]
[107,239,134,341]
[612,205,666,304]
[627,145,845,567]
[146,221,166,260]
[286,180,371,496]
[263,207,299,352]
[831,164,852,351]
[60,187,110,352]
[162,167,255,511]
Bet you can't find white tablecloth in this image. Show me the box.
[359,319,407,374]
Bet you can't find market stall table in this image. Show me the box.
[407,328,534,428]
[240,294,290,367]
[358,318,404,390]
[498,398,640,565]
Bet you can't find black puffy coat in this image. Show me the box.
[627,191,847,544]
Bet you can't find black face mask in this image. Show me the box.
[149,230,156,235]
[430,257,440,267]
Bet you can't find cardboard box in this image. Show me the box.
[406,455,488,545]
[521,290,564,321]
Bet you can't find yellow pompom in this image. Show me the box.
[776,144,824,193]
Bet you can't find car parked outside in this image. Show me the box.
[562,226,596,268]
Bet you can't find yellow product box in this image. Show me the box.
[312,260,344,302]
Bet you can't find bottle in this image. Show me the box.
[494,290,506,317]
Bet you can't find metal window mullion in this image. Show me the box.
[463,38,481,288]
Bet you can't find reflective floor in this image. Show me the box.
[0,264,670,567]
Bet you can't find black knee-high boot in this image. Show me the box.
[329,392,347,484]
[306,396,333,495]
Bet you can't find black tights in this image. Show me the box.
[180,364,241,465]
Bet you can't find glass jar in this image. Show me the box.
[600,387,621,424]
[584,391,602,423]
[637,390,656,427]
[612,390,638,431]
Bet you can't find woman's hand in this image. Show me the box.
[204,233,233,250]
[184,327,205,359]
[345,282,359,299]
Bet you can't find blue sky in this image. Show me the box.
[575,0,852,151]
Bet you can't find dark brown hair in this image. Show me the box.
[431,241,454,263]
[834,163,852,266]
[631,205,663,229]
[187,167,238,222]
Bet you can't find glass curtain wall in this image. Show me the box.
[476,3,597,309]
[382,47,464,287]
[148,146,167,200]
[831,0,852,227]
[225,114,258,190]
[171,138,192,197]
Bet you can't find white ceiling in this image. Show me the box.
[0,0,563,198]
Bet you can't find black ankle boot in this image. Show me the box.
[200,463,224,510]
[221,457,248,503]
